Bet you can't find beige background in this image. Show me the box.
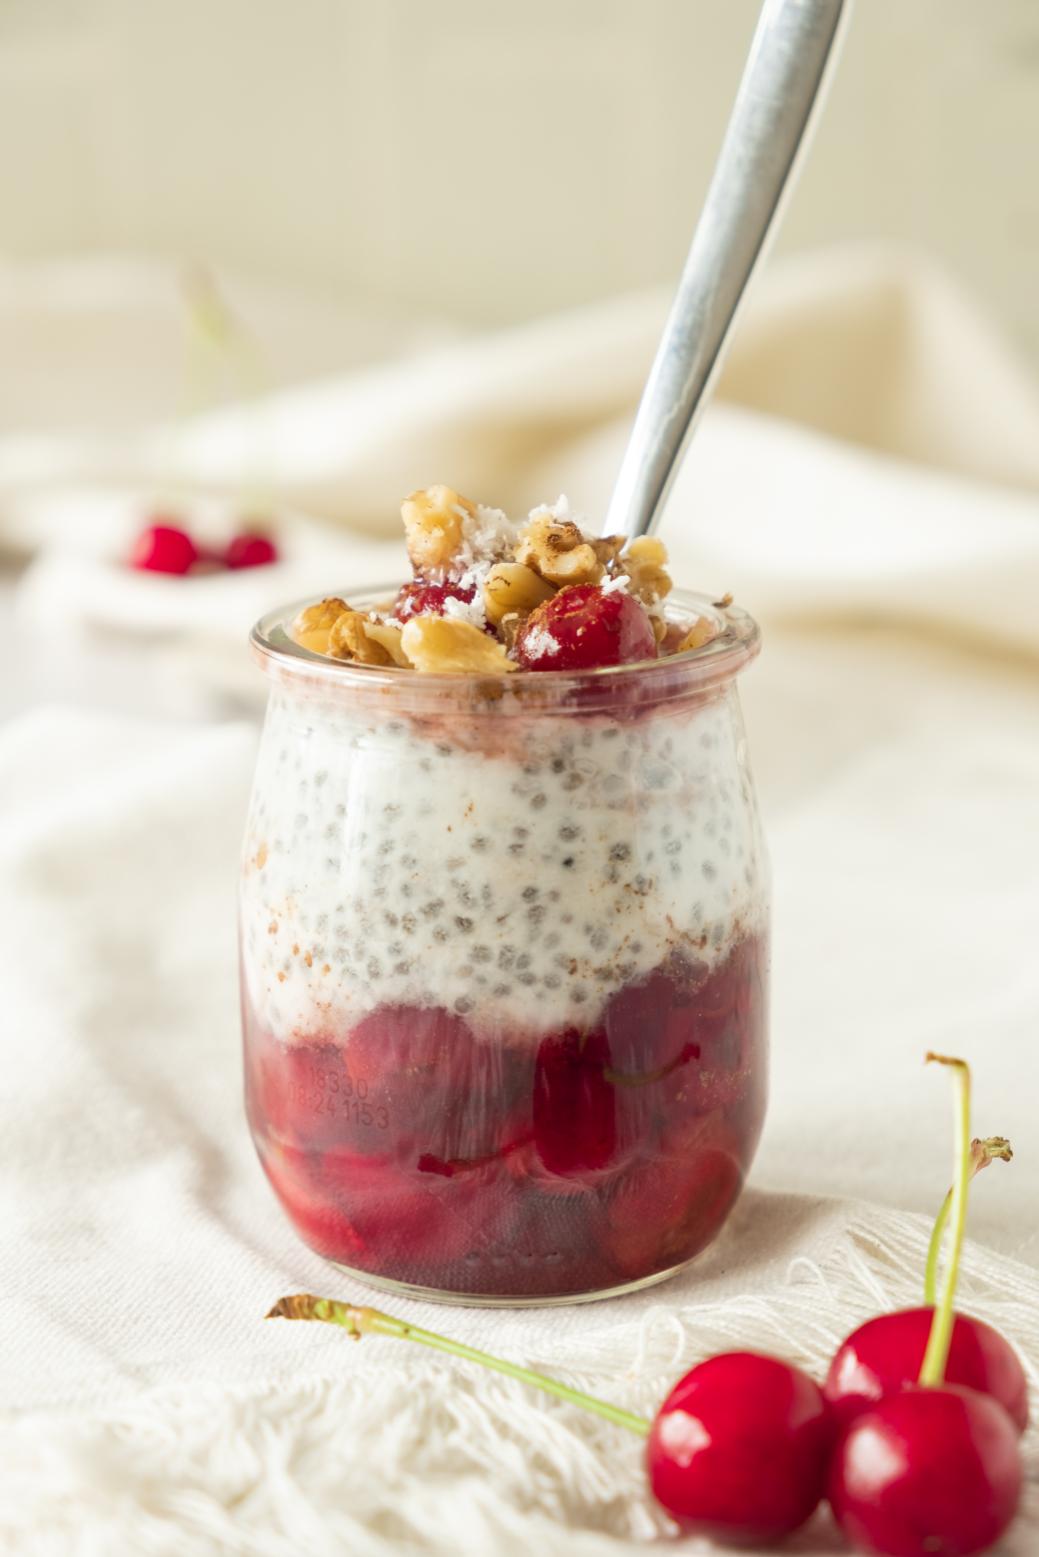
[1,0,1038,358]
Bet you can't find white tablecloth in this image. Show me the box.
[1,245,1037,1554]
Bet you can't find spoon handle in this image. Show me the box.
[602,0,849,540]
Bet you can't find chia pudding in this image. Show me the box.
[241,489,769,1303]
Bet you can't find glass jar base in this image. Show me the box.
[324,1255,698,1309]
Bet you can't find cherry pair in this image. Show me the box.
[268,1055,1028,1556]
[129,517,279,575]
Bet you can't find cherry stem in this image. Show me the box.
[267,1295,651,1437]
[918,1053,972,1388]
[923,1135,1012,1307]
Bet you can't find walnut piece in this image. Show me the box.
[482,562,556,626]
[328,610,397,665]
[497,612,524,652]
[592,534,626,569]
[675,616,719,653]
[515,515,603,587]
[362,619,409,666]
[400,616,517,675]
[291,596,350,655]
[624,536,672,605]
[401,485,475,572]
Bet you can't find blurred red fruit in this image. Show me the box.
[130,520,198,575]
[226,531,279,569]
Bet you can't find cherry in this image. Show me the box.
[600,940,768,1171]
[394,579,475,621]
[825,1308,1028,1435]
[319,1148,491,1273]
[343,1004,519,1165]
[225,531,279,569]
[531,1027,617,1176]
[648,1352,833,1543]
[129,520,198,574]
[514,584,658,671]
[606,1127,742,1280]
[828,1385,1022,1557]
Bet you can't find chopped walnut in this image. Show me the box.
[400,616,517,675]
[592,534,626,570]
[482,562,556,626]
[497,612,525,652]
[515,515,603,587]
[291,596,350,655]
[675,616,719,652]
[624,536,673,606]
[362,619,409,666]
[401,485,476,573]
[328,610,397,666]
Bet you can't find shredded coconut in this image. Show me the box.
[526,493,585,528]
[601,573,631,595]
[442,591,488,631]
[456,504,520,570]
[519,625,561,659]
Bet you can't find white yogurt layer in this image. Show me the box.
[241,685,768,1045]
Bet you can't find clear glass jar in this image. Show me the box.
[241,587,769,1305]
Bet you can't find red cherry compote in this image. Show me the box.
[244,933,767,1298]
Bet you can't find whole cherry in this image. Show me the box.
[829,1384,1022,1557]
[129,519,198,575]
[648,1351,833,1543]
[515,583,658,671]
[825,1307,1028,1435]
[225,530,279,569]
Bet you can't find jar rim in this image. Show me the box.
[250,584,761,710]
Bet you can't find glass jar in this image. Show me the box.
[241,586,769,1305]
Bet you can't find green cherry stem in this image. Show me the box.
[918,1053,973,1388]
[267,1295,651,1437]
[923,1135,1013,1307]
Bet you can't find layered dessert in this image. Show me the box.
[242,487,768,1301]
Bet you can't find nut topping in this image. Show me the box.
[401,485,476,572]
[482,562,556,626]
[292,597,350,655]
[401,616,517,675]
[287,487,732,673]
[515,515,604,588]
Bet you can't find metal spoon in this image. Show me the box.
[602,0,850,541]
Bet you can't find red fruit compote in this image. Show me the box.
[242,487,768,1303]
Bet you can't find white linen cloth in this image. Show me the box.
[1,244,1038,1554]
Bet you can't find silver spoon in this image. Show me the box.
[602,0,850,541]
